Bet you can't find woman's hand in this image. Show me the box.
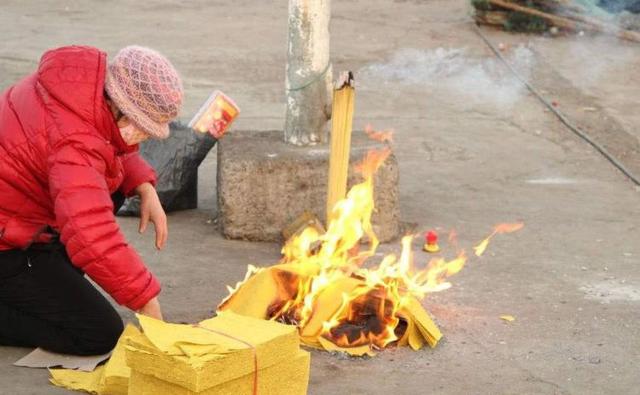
[138,296,163,320]
[135,182,168,250]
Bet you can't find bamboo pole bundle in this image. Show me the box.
[481,0,640,43]
[326,71,355,224]
[487,0,589,29]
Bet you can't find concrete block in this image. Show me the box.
[217,130,401,242]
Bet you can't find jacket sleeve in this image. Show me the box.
[119,151,157,197]
[48,136,160,310]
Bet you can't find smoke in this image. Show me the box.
[562,34,637,90]
[359,46,536,109]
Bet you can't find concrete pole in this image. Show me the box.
[284,0,333,146]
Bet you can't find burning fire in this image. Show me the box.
[474,222,524,257]
[220,145,523,353]
[364,124,393,143]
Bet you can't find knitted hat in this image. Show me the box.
[105,46,183,139]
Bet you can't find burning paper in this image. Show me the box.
[218,148,523,356]
[219,264,442,357]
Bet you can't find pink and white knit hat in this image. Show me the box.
[105,46,183,139]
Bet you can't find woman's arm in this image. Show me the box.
[119,151,156,197]
[48,135,161,312]
[120,152,168,250]
[135,182,168,250]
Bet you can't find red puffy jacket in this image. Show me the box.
[0,46,160,310]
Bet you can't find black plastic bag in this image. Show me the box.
[117,122,217,216]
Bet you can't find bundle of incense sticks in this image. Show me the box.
[326,71,355,224]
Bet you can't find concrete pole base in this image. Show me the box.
[217,131,401,243]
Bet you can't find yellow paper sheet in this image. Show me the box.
[50,365,105,394]
[217,269,279,319]
[128,350,310,395]
[399,297,442,348]
[136,314,229,357]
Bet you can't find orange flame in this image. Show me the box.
[474,222,524,257]
[365,124,394,143]
[354,147,391,179]
[448,229,458,244]
[223,148,523,352]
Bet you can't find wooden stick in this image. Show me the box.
[487,0,640,43]
[326,71,355,225]
[475,10,510,26]
[537,0,586,14]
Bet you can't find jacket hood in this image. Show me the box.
[37,46,131,152]
[38,46,107,124]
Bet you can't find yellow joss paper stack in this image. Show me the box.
[49,312,310,395]
[125,311,310,395]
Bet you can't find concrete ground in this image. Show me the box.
[1,1,639,394]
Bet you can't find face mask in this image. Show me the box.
[119,124,149,146]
